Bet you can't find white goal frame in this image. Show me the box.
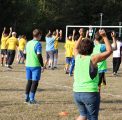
[65,25,122,40]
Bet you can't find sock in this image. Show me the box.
[54,59,57,67]
[25,94,29,100]
[29,92,35,101]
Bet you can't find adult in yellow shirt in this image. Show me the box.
[53,29,62,68]
[0,27,12,66]
[6,32,18,69]
[18,35,26,64]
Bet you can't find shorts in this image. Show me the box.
[66,57,73,65]
[26,67,41,81]
[54,49,58,54]
[1,49,7,55]
[98,72,106,86]
[46,50,54,60]
[19,50,24,58]
[74,92,100,120]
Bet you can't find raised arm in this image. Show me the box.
[55,29,59,39]
[72,29,76,41]
[59,30,62,40]
[74,28,84,56]
[111,31,117,51]
[2,27,6,35]
[8,27,12,37]
[91,29,112,65]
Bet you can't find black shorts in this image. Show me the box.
[1,49,7,55]
[19,50,24,58]
[98,72,106,86]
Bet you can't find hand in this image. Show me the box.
[59,30,62,34]
[111,31,116,38]
[41,67,44,73]
[56,29,58,33]
[4,27,6,31]
[73,29,76,35]
[10,27,12,31]
[99,29,106,37]
[86,30,89,38]
[79,28,84,37]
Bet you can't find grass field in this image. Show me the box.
[0,42,122,120]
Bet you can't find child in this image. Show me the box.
[0,27,12,66]
[25,29,44,104]
[53,29,62,68]
[18,35,26,64]
[64,30,75,74]
[93,31,117,91]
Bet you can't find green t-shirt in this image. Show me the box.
[26,40,41,67]
[73,55,99,92]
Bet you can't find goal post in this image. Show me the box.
[65,25,122,40]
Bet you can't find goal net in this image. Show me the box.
[65,25,122,40]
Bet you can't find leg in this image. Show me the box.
[25,80,32,101]
[29,67,41,102]
[29,81,39,101]
[69,58,75,76]
[74,93,87,120]
[115,58,121,73]
[7,50,15,66]
[85,93,100,120]
[25,67,32,102]
[113,58,118,74]
[54,50,58,68]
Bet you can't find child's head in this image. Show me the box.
[33,29,41,40]
[21,35,26,39]
[74,35,80,41]
[78,38,94,55]
[68,34,72,41]
[95,31,102,41]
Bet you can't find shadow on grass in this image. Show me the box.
[102,100,122,104]
[0,88,66,92]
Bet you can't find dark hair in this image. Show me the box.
[33,29,41,37]
[74,35,80,41]
[95,32,102,41]
[77,38,94,55]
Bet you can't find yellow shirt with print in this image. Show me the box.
[6,36,19,50]
[53,35,59,50]
[1,34,10,49]
[64,40,75,57]
[19,38,26,51]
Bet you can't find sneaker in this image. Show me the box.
[29,100,37,104]
[69,73,73,77]
[24,99,30,104]
[1,64,4,67]
[7,66,13,69]
[5,64,7,67]
[54,67,57,69]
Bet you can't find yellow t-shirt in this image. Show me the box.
[6,36,19,50]
[64,40,75,57]
[19,38,26,51]
[53,36,59,50]
[0,34,10,49]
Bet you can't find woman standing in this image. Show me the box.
[73,29,112,120]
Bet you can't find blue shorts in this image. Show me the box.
[66,57,73,65]
[74,92,100,120]
[26,67,41,81]
[54,49,58,54]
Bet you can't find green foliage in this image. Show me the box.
[0,0,122,38]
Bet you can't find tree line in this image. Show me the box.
[0,0,122,40]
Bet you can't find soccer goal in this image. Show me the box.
[65,25,122,40]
